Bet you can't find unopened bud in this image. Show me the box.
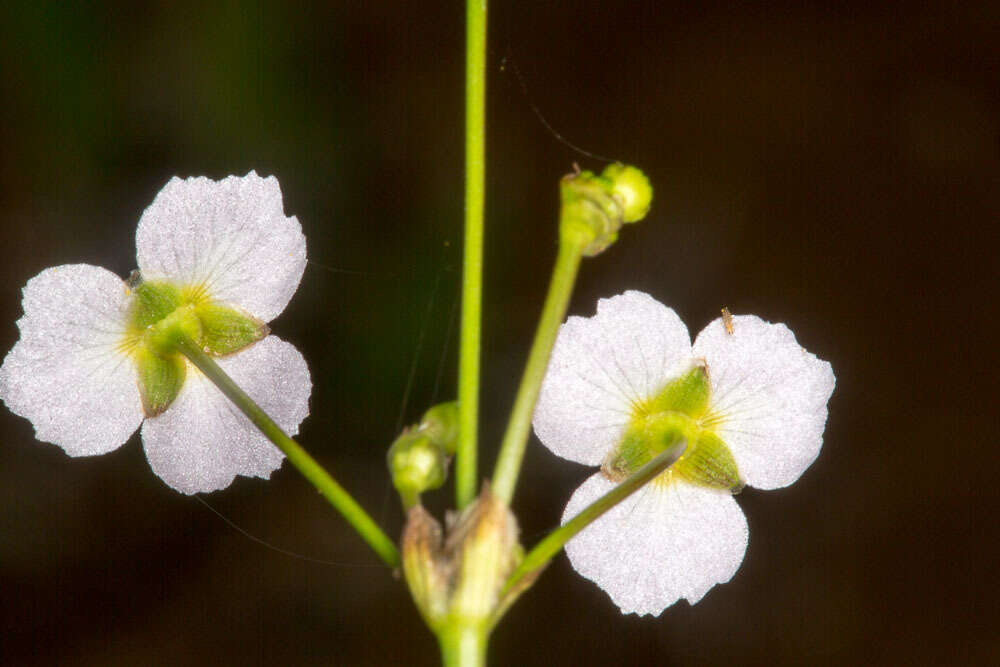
[601,162,653,223]
[388,430,448,507]
[558,163,652,257]
[419,401,459,454]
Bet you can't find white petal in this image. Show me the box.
[533,291,691,466]
[0,265,144,456]
[135,172,306,322]
[141,336,311,494]
[692,315,835,490]
[562,473,748,616]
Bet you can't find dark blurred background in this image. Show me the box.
[1,1,997,665]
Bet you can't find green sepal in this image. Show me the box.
[605,370,741,490]
[647,365,710,418]
[603,430,655,481]
[194,302,269,356]
[559,170,626,257]
[136,348,186,416]
[130,281,183,329]
[603,413,686,481]
[675,431,743,492]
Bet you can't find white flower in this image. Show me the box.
[0,172,311,494]
[532,291,835,616]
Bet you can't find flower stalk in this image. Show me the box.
[438,624,488,667]
[456,0,488,510]
[490,239,585,504]
[502,440,686,596]
[173,334,400,568]
[491,165,651,505]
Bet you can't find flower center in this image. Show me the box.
[120,279,269,416]
[123,280,268,357]
[601,365,742,492]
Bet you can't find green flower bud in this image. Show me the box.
[558,163,652,257]
[388,430,449,507]
[601,163,653,223]
[419,401,459,454]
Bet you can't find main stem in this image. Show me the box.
[456,0,488,510]
[174,336,400,569]
[491,240,584,504]
[438,622,488,667]
[503,441,687,595]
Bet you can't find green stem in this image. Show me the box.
[491,239,585,504]
[455,0,486,509]
[438,622,488,667]
[174,335,400,569]
[399,488,420,511]
[502,441,687,595]
[456,0,488,510]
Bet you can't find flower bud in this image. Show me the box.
[419,401,459,454]
[601,163,653,223]
[388,430,448,507]
[558,163,652,257]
